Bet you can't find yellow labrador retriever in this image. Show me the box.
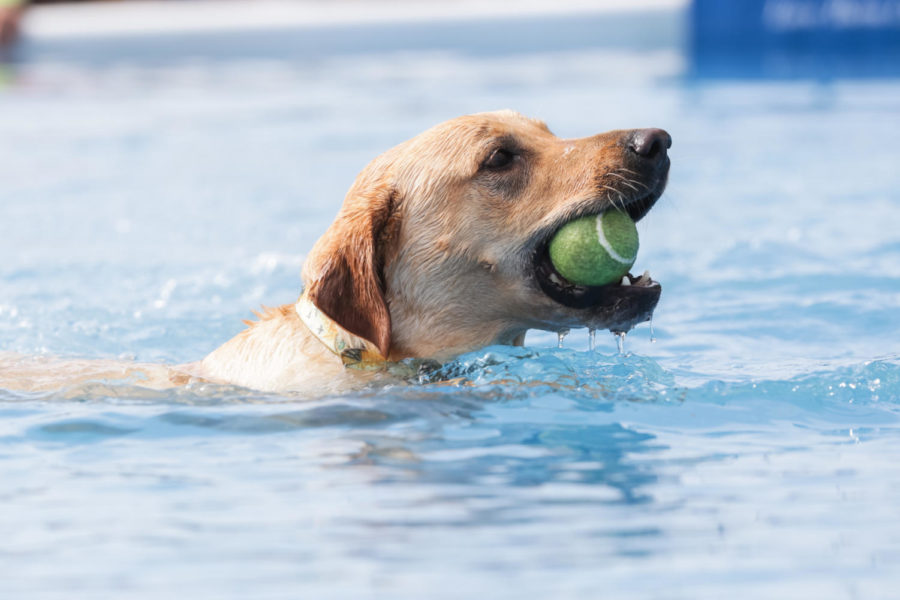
[2,110,669,394]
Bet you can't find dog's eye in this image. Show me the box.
[483,148,516,170]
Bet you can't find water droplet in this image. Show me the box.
[588,328,597,351]
[557,328,570,348]
[649,317,656,343]
[614,331,626,354]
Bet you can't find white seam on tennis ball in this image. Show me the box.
[595,213,635,265]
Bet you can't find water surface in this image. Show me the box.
[1,20,900,599]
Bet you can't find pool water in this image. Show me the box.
[2,16,900,599]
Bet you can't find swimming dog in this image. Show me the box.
[2,111,669,394]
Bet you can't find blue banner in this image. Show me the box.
[691,0,900,78]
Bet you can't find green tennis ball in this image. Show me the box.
[548,211,639,286]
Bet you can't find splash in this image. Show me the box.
[614,331,627,354]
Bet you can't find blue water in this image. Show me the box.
[2,14,900,599]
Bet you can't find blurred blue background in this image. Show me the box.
[1,1,899,599]
[692,0,900,77]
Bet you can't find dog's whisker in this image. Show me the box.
[607,172,628,181]
[599,184,618,197]
[626,177,651,192]
[600,180,641,212]
[621,175,652,194]
[599,185,623,210]
[615,191,628,212]
[614,169,652,189]
[608,174,640,193]
[606,170,653,201]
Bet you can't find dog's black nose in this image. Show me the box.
[628,129,671,163]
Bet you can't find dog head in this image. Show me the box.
[302,110,669,360]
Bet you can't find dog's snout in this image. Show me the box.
[627,129,671,164]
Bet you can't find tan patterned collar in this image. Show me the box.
[295,293,387,368]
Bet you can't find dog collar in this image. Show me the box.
[295,293,387,368]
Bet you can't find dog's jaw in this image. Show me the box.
[384,261,528,360]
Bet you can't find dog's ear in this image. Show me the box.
[302,176,397,359]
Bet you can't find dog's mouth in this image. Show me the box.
[529,176,665,334]
[533,243,661,333]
